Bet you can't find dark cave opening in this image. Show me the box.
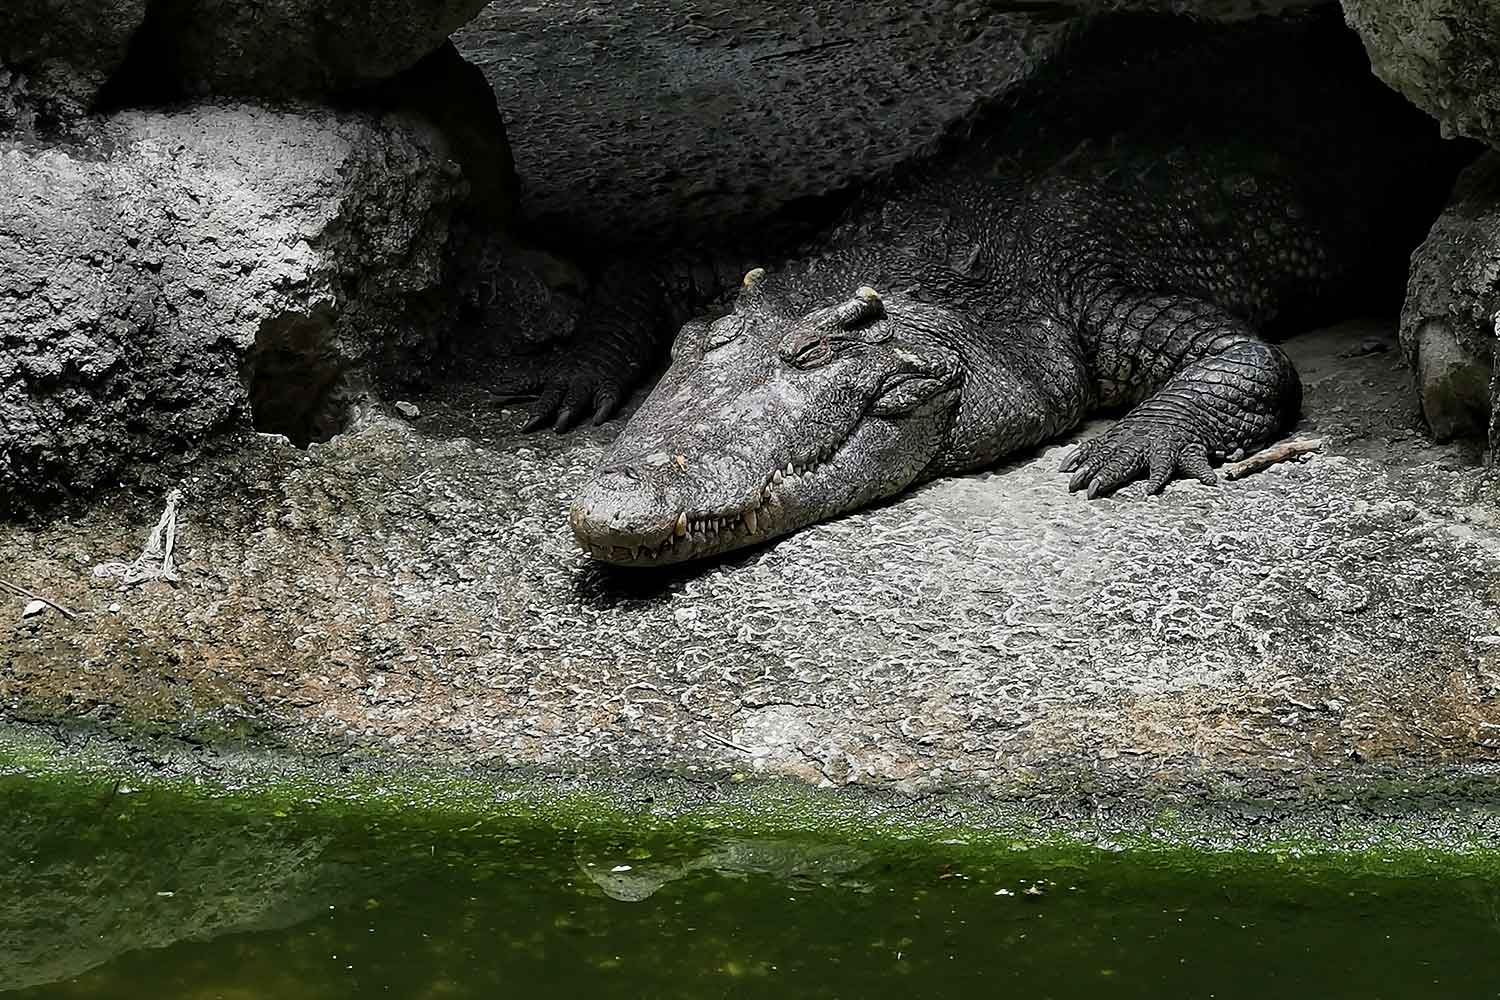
[244,308,352,449]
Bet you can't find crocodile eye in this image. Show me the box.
[788,338,837,370]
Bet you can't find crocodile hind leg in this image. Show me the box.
[1060,288,1302,498]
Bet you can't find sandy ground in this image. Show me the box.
[3,319,1499,810]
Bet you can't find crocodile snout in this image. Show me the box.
[570,468,679,558]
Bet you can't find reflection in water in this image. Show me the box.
[4,772,1500,999]
[577,838,873,902]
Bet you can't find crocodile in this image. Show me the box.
[503,13,1467,567]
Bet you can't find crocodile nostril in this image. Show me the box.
[572,467,677,543]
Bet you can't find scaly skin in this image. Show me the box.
[505,13,1464,566]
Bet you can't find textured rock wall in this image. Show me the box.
[111,0,492,103]
[454,0,1337,253]
[454,2,1072,253]
[1400,152,1500,448]
[0,0,492,131]
[0,106,463,511]
[1343,0,1500,148]
[0,0,147,129]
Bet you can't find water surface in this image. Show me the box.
[3,773,1497,998]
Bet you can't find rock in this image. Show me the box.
[0,105,465,513]
[0,0,147,129]
[5,320,1494,807]
[21,601,46,619]
[455,2,1332,253]
[110,0,491,103]
[453,2,1072,252]
[1343,0,1500,148]
[395,401,422,420]
[359,40,518,229]
[1399,151,1500,446]
[1072,0,1323,11]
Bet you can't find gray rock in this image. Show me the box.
[1399,151,1500,446]
[0,0,146,128]
[1070,0,1324,12]
[114,0,491,101]
[1343,0,1500,147]
[0,105,464,512]
[362,41,519,229]
[454,2,1072,251]
[4,320,1496,810]
[455,1,1331,252]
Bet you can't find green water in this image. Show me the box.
[3,772,1499,999]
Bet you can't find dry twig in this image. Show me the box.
[0,578,78,620]
[1223,437,1324,481]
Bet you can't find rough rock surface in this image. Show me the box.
[1400,151,1500,447]
[1343,0,1500,148]
[111,0,491,102]
[2,322,1495,805]
[455,1,1334,253]
[0,0,147,129]
[0,105,463,511]
[1078,0,1326,11]
[454,2,1071,252]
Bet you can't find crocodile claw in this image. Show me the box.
[1062,415,1218,499]
[498,351,634,434]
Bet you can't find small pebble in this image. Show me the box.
[22,600,45,618]
[395,401,421,420]
[108,603,122,614]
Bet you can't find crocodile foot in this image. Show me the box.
[1059,410,1219,499]
[493,343,638,433]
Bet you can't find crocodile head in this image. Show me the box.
[571,268,965,566]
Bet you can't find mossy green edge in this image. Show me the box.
[3,722,1498,883]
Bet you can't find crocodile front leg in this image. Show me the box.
[1061,288,1302,498]
[501,253,768,432]
[492,261,676,432]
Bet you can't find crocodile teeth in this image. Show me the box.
[785,462,795,477]
[675,512,687,537]
[772,469,784,485]
[743,508,758,534]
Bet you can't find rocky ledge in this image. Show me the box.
[2,320,1497,811]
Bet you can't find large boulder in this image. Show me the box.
[113,0,492,102]
[1,0,498,131]
[1400,152,1500,449]
[454,1,1333,253]
[0,0,147,129]
[1342,0,1500,148]
[0,105,464,513]
[454,2,1072,253]
[1068,0,1327,12]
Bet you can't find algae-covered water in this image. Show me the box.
[3,770,1500,999]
